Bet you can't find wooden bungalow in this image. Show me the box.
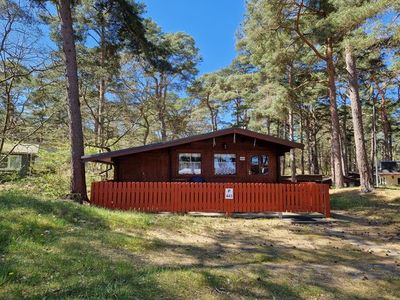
[82,128,303,183]
[83,128,330,217]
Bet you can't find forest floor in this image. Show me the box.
[0,186,399,299]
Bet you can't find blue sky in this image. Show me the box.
[142,0,245,75]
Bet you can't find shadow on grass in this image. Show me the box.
[1,190,399,299]
[0,191,179,299]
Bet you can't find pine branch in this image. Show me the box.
[293,0,327,61]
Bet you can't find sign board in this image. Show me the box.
[225,188,234,200]
[240,156,245,161]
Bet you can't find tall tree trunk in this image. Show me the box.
[340,98,349,176]
[288,66,296,182]
[339,131,347,177]
[318,142,323,175]
[204,93,217,131]
[373,79,393,161]
[345,47,372,192]
[266,116,271,135]
[58,0,87,202]
[155,74,167,141]
[371,95,378,185]
[310,130,319,174]
[380,96,392,160]
[308,106,319,174]
[96,24,106,147]
[160,86,167,142]
[326,38,344,188]
[0,79,13,155]
[300,113,305,175]
[305,115,312,174]
[289,109,296,182]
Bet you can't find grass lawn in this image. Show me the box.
[0,186,399,299]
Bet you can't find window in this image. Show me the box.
[0,155,22,170]
[214,154,236,175]
[0,156,8,169]
[250,155,269,175]
[178,153,201,175]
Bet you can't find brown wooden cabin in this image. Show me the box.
[82,128,303,183]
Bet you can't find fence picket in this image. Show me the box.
[90,181,330,217]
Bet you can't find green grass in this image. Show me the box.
[330,192,377,210]
[0,187,399,299]
[0,191,212,299]
[330,187,400,210]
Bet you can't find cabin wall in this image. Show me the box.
[170,135,279,183]
[114,149,170,182]
[114,134,283,183]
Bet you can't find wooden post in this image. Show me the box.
[324,184,331,218]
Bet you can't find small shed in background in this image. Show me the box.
[379,160,400,186]
[0,143,39,177]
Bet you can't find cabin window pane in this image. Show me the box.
[9,155,22,170]
[250,155,269,175]
[0,155,21,170]
[178,153,201,175]
[214,154,236,175]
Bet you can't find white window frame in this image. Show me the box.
[214,154,236,175]
[0,154,22,171]
[178,153,202,175]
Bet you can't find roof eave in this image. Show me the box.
[81,128,304,162]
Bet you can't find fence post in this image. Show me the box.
[90,181,95,204]
[324,184,331,218]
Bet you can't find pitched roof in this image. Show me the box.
[1,143,39,155]
[82,127,304,163]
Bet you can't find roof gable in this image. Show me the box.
[82,128,304,163]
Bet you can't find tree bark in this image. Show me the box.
[266,117,271,135]
[310,131,319,174]
[300,113,305,175]
[340,97,349,176]
[287,66,296,182]
[281,121,287,175]
[0,78,14,155]
[96,23,106,147]
[289,109,296,182]
[370,94,378,185]
[308,106,320,174]
[326,38,344,188]
[204,93,217,131]
[345,47,373,192]
[58,0,87,202]
[380,95,392,160]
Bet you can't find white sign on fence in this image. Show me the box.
[225,188,234,200]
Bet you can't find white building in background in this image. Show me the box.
[0,143,39,177]
[378,161,400,186]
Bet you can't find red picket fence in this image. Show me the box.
[90,181,330,217]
